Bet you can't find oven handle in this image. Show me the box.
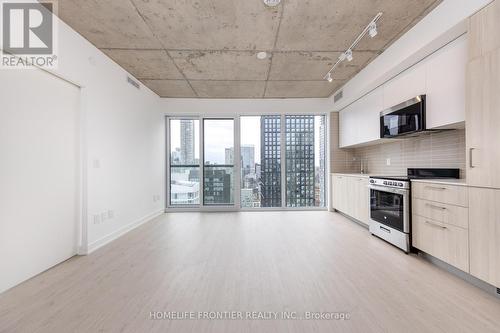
[368,184,409,196]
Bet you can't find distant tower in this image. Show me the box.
[285,115,315,207]
[180,120,194,164]
[260,116,281,207]
[240,144,255,177]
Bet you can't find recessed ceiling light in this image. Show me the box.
[263,0,281,7]
[257,51,268,60]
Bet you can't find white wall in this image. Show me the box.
[1,0,165,279]
[331,0,493,111]
[52,17,165,252]
[161,98,334,116]
[0,68,80,294]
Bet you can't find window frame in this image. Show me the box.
[165,112,329,212]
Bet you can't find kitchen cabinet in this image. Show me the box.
[339,87,383,148]
[466,48,500,188]
[411,181,470,272]
[331,174,369,225]
[338,36,466,148]
[383,60,426,110]
[469,187,500,288]
[425,34,467,129]
[468,0,500,61]
[412,215,469,272]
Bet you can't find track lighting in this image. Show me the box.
[322,12,383,82]
[326,72,333,83]
[368,22,378,38]
[345,49,353,62]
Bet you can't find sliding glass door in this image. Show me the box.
[203,119,235,206]
[168,119,200,206]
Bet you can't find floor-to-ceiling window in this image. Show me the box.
[240,116,281,208]
[168,119,200,206]
[285,115,326,208]
[167,114,326,210]
[203,119,235,206]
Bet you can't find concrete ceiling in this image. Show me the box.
[58,0,441,98]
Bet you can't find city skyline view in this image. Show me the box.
[169,116,326,208]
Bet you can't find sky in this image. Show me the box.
[170,116,324,166]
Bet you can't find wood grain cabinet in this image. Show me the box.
[469,187,500,288]
[331,174,369,225]
[466,0,500,189]
[411,182,469,272]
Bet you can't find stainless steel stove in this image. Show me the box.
[368,168,460,253]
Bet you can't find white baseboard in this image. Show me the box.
[86,209,164,255]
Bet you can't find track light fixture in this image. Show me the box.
[368,22,378,38]
[323,12,383,82]
[326,72,333,83]
[345,49,353,62]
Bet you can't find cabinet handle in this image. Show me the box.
[425,186,446,190]
[425,203,447,210]
[469,148,475,168]
[425,220,447,229]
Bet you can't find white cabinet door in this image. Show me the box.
[356,87,383,143]
[339,104,359,148]
[425,35,467,129]
[383,60,426,109]
[339,86,383,148]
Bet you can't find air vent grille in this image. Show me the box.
[127,76,140,89]
[334,90,343,103]
[497,287,500,295]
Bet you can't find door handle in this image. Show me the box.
[469,148,475,168]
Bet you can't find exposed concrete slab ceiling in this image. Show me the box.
[58,0,441,98]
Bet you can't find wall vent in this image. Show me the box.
[127,76,140,89]
[497,288,500,295]
[333,90,343,103]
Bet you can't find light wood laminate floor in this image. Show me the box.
[1,211,500,332]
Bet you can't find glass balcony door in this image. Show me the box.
[168,118,201,207]
[203,119,235,206]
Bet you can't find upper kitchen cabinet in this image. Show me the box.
[466,1,500,189]
[468,0,500,61]
[339,87,383,148]
[383,60,426,110]
[425,35,467,129]
[338,36,466,148]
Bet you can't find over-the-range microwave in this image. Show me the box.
[380,95,426,138]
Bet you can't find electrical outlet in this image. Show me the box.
[386,158,391,166]
[107,210,114,219]
[93,215,101,225]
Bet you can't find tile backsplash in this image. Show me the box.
[330,113,466,178]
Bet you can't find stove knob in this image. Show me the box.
[399,183,403,187]
[383,181,387,185]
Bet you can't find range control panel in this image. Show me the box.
[369,178,410,189]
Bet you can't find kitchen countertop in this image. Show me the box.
[410,178,468,186]
[331,172,371,178]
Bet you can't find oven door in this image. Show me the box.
[369,185,409,233]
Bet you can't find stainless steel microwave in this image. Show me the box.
[380,95,426,138]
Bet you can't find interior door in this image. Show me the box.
[0,68,80,293]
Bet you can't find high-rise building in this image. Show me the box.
[260,115,281,207]
[241,144,255,177]
[180,120,195,164]
[285,115,315,207]
[203,168,232,205]
[318,116,326,207]
[225,148,234,165]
